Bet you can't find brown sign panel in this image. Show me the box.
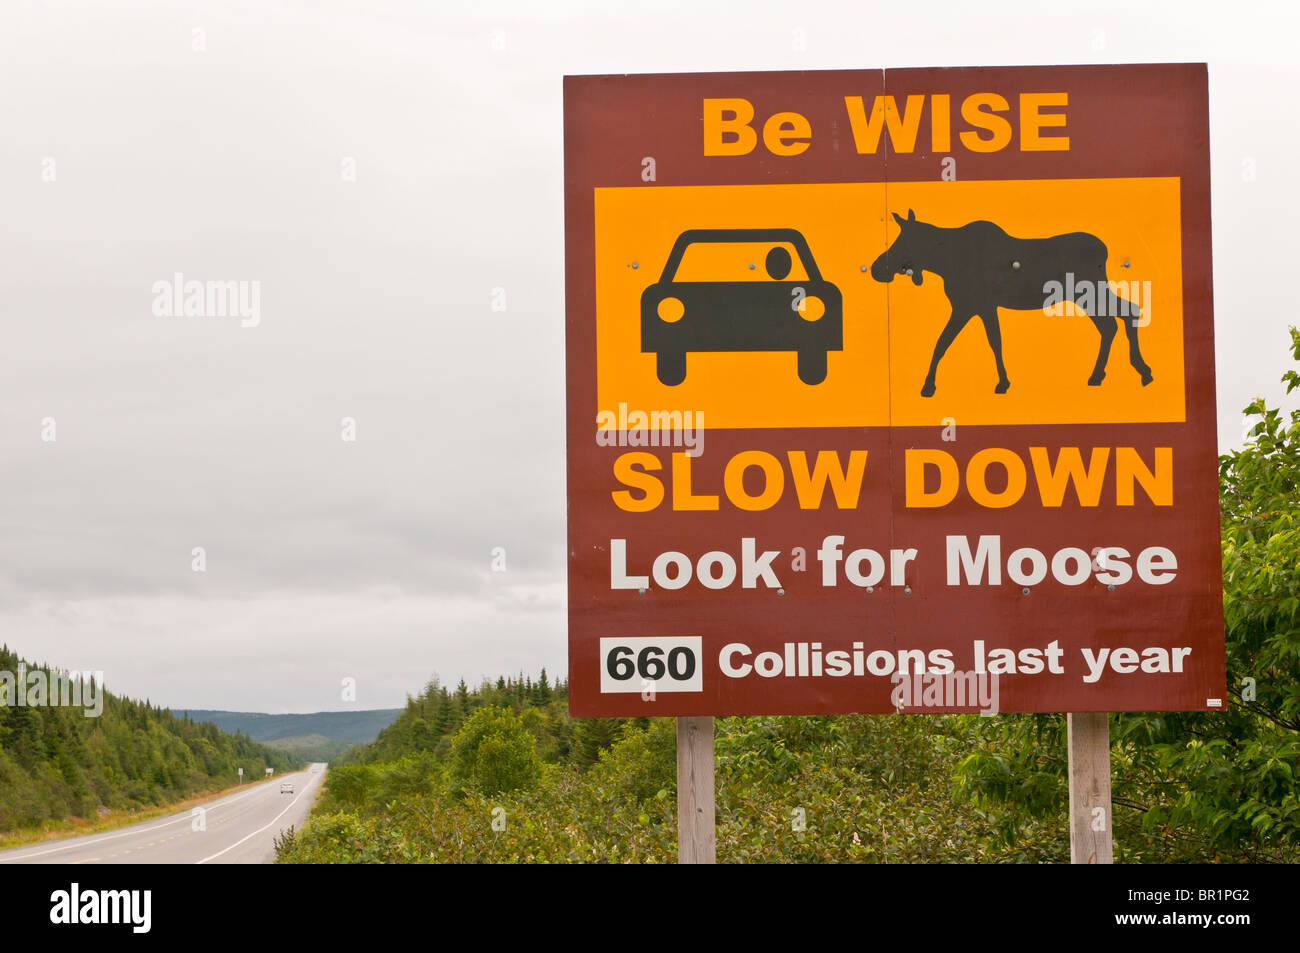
[565,65,1223,717]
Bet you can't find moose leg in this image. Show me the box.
[1092,274,1155,386]
[922,308,974,397]
[1085,312,1118,386]
[978,312,1011,394]
[1114,301,1155,385]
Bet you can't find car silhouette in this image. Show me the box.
[280,782,294,794]
[641,228,843,385]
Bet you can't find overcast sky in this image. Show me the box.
[1,0,1296,712]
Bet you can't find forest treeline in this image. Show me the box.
[334,669,638,769]
[0,646,298,835]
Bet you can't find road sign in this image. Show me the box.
[565,64,1223,717]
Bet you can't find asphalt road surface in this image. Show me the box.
[0,763,327,865]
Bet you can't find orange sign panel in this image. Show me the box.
[595,178,1183,431]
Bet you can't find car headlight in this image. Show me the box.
[798,295,825,321]
[657,296,685,322]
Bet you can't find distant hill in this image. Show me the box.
[263,734,356,762]
[176,709,402,761]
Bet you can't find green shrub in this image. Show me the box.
[589,719,675,801]
[449,706,542,796]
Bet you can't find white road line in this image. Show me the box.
[0,777,292,863]
[196,775,319,865]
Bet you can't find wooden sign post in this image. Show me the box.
[676,716,716,864]
[1067,712,1114,864]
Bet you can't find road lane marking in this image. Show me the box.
[196,775,321,864]
[0,774,309,863]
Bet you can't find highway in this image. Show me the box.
[0,764,326,865]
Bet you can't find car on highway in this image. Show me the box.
[640,228,843,386]
[280,782,294,794]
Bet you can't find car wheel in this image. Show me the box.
[657,351,686,386]
[797,349,827,385]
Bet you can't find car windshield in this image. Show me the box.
[671,241,809,282]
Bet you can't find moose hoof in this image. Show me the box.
[994,379,1010,394]
[1141,371,1154,386]
[1087,373,1105,386]
[920,382,936,398]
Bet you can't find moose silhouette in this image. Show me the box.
[870,210,1153,397]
